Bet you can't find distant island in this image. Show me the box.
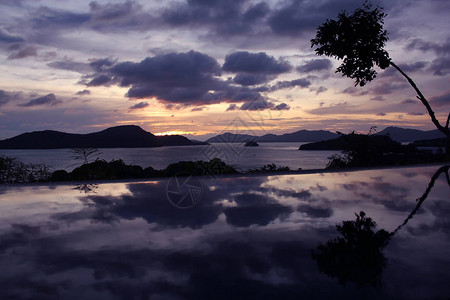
[206,126,445,144]
[0,125,207,149]
[0,125,445,150]
[207,130,338,143]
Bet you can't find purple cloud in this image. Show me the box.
[239,99,290,111]
[232,73,274,86]
[129,101,149,110]
[429,57,450,76]
[86,74,113,87]
[429,92,450,107]
[226,104,239,111]
[406,38,450,55]
[270,78,311,91]
[0,29,24,44]
[268,0,359,36]
[80,51,287,108]
[273,103,290,110]
[0,90,22,106]
[75,89,91,96]
[19,93,60,107]
[306,102,354,115]
[371,81,408,95]
[7,45,37,60]
[370,96,385,101]
[297,59,332,73]
[223,51,291,74]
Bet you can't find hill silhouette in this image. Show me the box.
[0,125,207,149]
[206,129,338,143]
[375,126,445,142]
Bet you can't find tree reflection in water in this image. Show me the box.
[312,211,390,287]
[312,165,450,287]
[72,183,99,193]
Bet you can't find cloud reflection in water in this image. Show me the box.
[0,165,449,299]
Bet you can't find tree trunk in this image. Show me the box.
[389,61,450,156]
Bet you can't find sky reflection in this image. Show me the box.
[0,165,449,299]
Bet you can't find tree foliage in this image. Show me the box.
[311,2,390,86]
[311,1,450,143]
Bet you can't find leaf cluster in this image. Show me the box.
[311,2,390,86]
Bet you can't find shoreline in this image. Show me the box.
[1,161,447,188]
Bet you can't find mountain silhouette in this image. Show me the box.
[375,126,445,142]
[0,125,207,149]
[206,129,338,143]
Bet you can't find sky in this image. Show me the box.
[0,0,449,140]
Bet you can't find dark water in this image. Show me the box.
[0,165,449,299]
[0,142,338,171]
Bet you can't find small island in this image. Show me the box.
[244,140,259,147]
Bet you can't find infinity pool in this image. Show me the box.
[0,165,449,299]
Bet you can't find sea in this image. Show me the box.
[0,142,340,172]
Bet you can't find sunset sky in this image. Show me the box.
[0,0,449,140]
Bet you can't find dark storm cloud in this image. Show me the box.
[89,0,141,22]
[267,0,359,36]
[160,0,267,35]
[273,103,290,110]
[81,51,289,107]
[226,103,239,111]
[7,45,37,60]
[401,99,416,104]
[75,89,91,96]
[371,81,408,95]
[239,99,275,110]
[405,39,450,75]
[233,73,274,86]
[47,61,93,73]
[86,74,113,87]
[223,51,291,74]
[30,6,90,29]
[243,2,270,20]
[129,101,149,110]
[89,57,116,72]
[406,38,450,55]
[19,93,61,107]
[0,90,22,106]
[311,86,327,95]
[297,204,333,218]
[236,99,290,111]
[341,87,369,96]
[0,29,24,44]
[297,59,332,73]
[269,78,311,91]
[429,92,450,107]
[111,50,220,101]
[380,61,428,77]
[429,57,450,76]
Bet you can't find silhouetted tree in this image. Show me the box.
[311,1,450,148]
[70,147,101,165]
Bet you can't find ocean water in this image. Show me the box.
[0,142,339,172]
[0,165,449,299]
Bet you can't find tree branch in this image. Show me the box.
[446,112,450,129]
[390,61,450,138]
[392,165,450,236]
